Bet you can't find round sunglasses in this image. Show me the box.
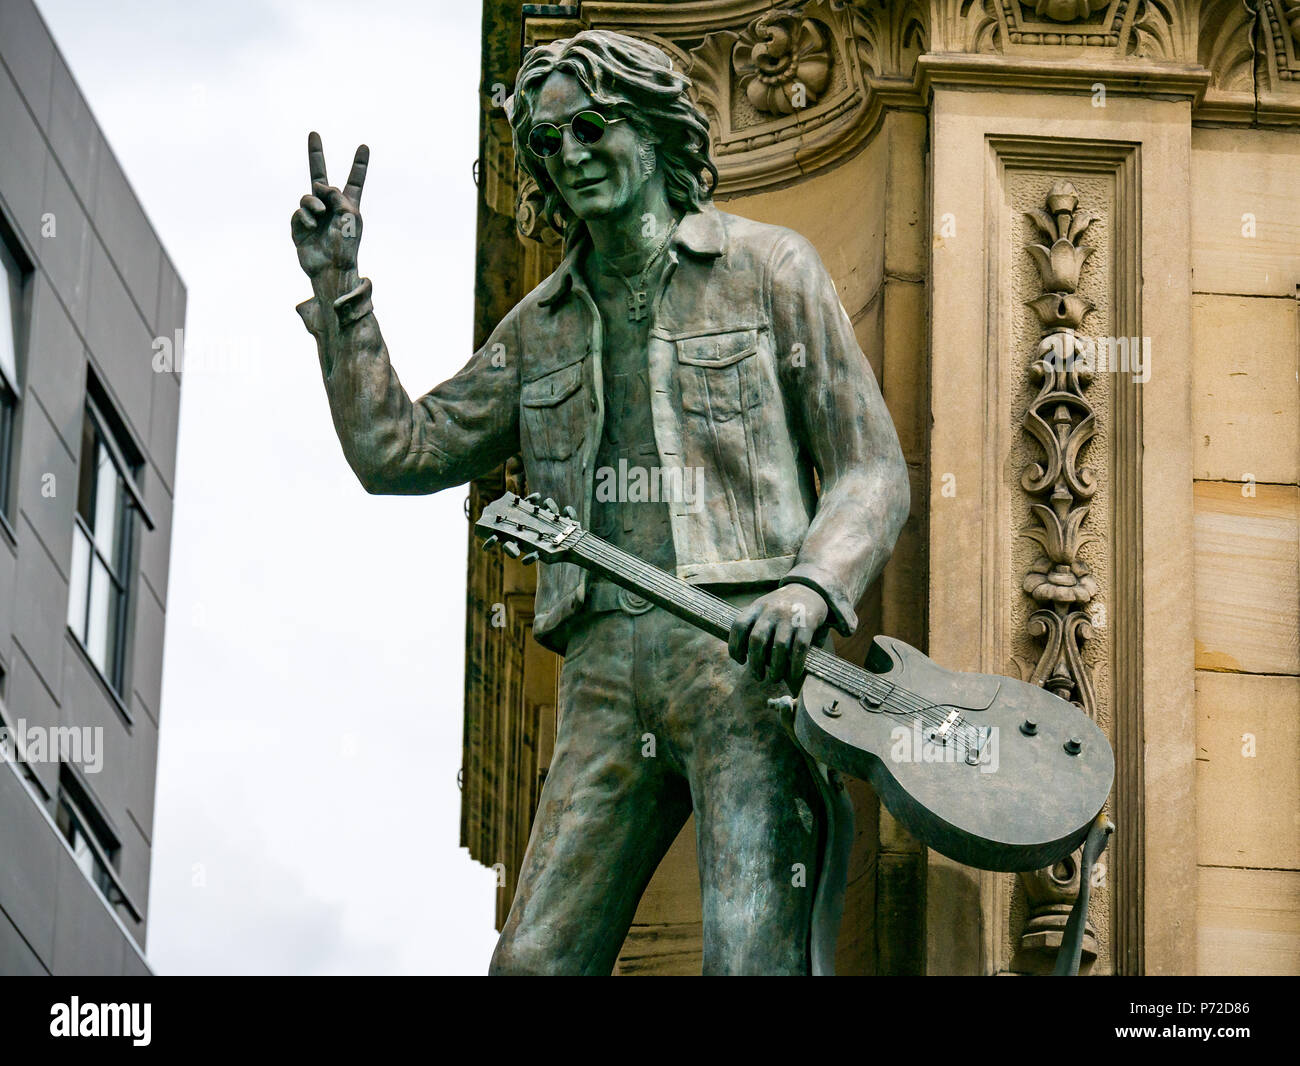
[526,110,625,159]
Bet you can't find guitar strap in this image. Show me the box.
[769,694,853,977]
[1052,813,1114,976]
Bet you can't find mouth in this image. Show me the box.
[570,175,605,191]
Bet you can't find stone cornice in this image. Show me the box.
[577,0,780,35]
[918,50,1211,99]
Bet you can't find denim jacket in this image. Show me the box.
[297,204,909,653]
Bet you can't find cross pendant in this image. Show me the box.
[626,290,649,322]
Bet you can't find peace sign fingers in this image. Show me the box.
[343,144,370,206]
[295,131,367,281]
[307,133,368,207]
[307,130,329,187]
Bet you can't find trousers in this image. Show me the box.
[489,589,827,975]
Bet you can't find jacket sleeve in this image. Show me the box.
[296,275,521,495]
[768,232,910,636]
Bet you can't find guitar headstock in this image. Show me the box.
[475,491,584,565]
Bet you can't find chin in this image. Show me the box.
[565,193,625,221]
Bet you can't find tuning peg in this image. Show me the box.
[503,542,521,558]
[521,552,539,566]
[480,535,499,551]
[562,505,577,520]
[523,492,541,505]
[543,497,558,513]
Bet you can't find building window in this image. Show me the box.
[54,766,121,903]
[67,397,140,695]
[0,228,28,526]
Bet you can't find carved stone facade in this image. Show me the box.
[1012,179,1109,972]
[464,0,1300,975]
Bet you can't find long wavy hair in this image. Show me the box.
[506,30,718,238]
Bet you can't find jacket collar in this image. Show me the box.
[537,204,725,311]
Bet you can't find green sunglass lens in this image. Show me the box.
[571,112,608,145]
[529,125,563,157]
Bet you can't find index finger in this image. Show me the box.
[307,131,328,186]
[728,602,761,663]
[343,144,370,205]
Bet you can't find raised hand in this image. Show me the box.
[291,131,369,283]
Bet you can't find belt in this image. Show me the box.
[585,579,655,616]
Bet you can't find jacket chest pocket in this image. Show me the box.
[521,361,587,461]
[676,328,763,422]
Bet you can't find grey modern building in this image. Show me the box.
[0,0,183,975]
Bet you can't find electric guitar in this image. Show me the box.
[476,491,1113,874]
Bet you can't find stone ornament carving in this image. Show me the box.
[682,0,930,191]
[1198,0,1300,102]
[938,0,1192,57]
[1198,0,1257,91]
[1264,0,1300,80]
[831,0,929,74]
[1286,0,1300,41]
[514,171,563,249]
[1014,180,1103,970]
[733,11,834,115]
[1024,0,1104,22]
[1020,180,1100,712]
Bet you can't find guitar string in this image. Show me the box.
[573,532,982,744]
[512,519,973,739]
[579,534,941,715]
[583,535,969,734]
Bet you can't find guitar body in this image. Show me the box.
[795,636,1113,872]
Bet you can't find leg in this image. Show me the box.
[692,713,824,975]
[644,607,824,975]
[490,613,692,975]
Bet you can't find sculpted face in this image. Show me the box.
[531,71,653,222]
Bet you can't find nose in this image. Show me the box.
[559,126,591,168]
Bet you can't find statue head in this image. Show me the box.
[506,30,717,235]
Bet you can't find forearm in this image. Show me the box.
[300,272,454,494]
[782,452,909,636]
[767,231,911,634]
[298,271,521,495]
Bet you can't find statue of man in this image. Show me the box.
[291,29,909,975]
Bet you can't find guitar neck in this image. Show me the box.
[567,530,861,695]
[569,530,736,638]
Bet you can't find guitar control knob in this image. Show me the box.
[1020,718,1038,736]
[1064,736,1082,756]
[503,542,521,558]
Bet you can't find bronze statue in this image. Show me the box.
[291,30,910,975]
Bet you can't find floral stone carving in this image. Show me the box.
[733,11,834,115]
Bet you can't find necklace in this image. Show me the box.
[598,220,678,323]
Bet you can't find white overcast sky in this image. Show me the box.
[36,0,501,974]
